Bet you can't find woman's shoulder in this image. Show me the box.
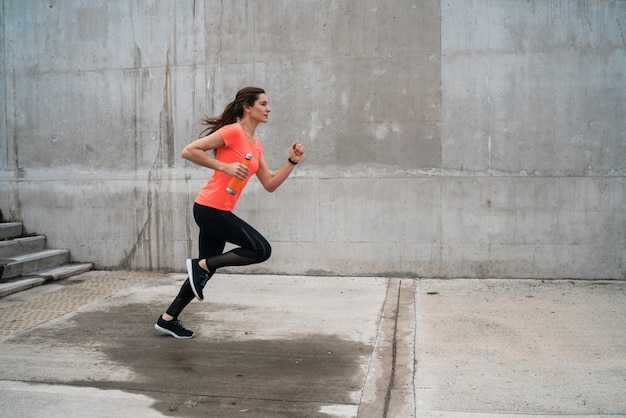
[218,122,242,133]
[218,122,245,146]
[218,122,244,136]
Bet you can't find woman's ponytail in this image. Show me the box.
[198,87,265,138]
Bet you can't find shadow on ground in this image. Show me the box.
[9,303,372,417]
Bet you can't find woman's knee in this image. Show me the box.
[258,240,272,262]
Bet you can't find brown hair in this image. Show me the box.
[199,87,265,138]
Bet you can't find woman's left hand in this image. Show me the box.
[289,141,305,163]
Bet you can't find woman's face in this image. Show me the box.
[247,94,271,123]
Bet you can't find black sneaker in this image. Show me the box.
[187,258,213,301]
[154,316,194,339]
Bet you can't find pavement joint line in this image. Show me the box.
[383,279,402,418]
[388,279,417,417]
[357,277,401,418]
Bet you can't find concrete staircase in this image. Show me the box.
[0,221,93,297]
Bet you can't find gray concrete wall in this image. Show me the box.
[1,0,624,279]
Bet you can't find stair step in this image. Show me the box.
[0,277,46,298]
[0,235,47,258]
[0,249,69,280]
[0,222,94,298]
[0,222,23,239]
[0,263,93,298]
[23,263,93,281]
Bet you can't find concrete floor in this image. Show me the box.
[0,271,624,417]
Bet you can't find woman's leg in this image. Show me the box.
[157,203,272,336]
[194,204,272,271]
[186,204,271,299]
[164,224,226,318]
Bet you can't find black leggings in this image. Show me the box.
[165,203,271,318]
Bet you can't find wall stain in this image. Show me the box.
[122,49,179,271]
[160,53,175,169]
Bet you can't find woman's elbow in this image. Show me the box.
[258,176,276,193]
[181,146,192,161]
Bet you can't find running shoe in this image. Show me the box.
[154,316,194,339]
[187,258,213,301]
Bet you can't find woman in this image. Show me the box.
[155,87,305,338]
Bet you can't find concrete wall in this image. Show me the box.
[1,0,624,279]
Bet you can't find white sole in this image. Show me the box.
[154,324,194,339]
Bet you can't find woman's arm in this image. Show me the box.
[255,141,304,192]
[181,133,249,179]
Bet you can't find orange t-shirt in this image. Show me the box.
[194,122,263,211]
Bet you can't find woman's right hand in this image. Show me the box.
[223,162,249,180]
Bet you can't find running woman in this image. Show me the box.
[155,87,305,338]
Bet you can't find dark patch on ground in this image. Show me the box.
[12,303,371,417]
